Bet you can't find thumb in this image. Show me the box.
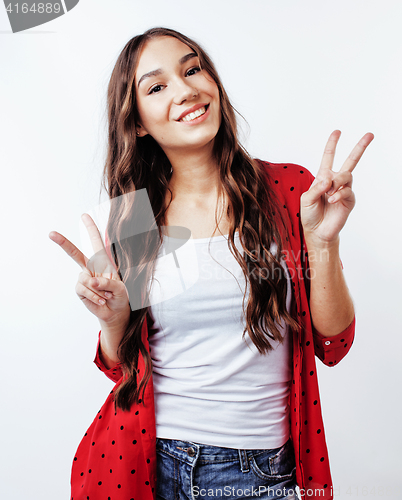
[302,178,332,207]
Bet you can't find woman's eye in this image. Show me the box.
[149,84,163,95]
[147,68,200,94]
[186,66,201,77]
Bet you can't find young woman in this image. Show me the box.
[49,27,373,500]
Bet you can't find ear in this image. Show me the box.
[136,123,148,138]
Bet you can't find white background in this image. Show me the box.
[1,1,401,498]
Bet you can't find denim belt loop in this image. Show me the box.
[238,449,250,473]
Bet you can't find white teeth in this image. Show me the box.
[181,106,206,122]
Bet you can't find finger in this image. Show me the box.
[79,273,124,298]
[339,132,375,173]
[81,213,106,255]
[318,130,342,173]
[78,272,110,300]
[49,231,88,270]
[327,186,355,206]
[75,281,107,306]
[326,171,353,196]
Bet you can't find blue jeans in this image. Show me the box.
[156,437,299,499]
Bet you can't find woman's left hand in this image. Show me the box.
[300,130,374,247]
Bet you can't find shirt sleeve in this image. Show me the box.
[94,330,123,382]
[312,316,355,366]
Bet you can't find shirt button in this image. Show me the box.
[187,447,196,457]
[325,341,331,345]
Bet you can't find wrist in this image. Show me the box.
[99,309,131,363]
[99,334,121,367]
[99,307,131,334]
[304,233,340,252]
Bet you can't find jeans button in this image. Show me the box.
[187,447,196,457]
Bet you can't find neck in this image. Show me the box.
[165,144,222,200]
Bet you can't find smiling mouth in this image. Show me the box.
[180,104,209,122]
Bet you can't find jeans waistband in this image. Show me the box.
[156,437,290,471]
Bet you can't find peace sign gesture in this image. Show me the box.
[300,130,374,247]
[49,214,131,328]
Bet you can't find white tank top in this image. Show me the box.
[148,231,292,449]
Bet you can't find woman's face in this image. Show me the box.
[134,36,221,157]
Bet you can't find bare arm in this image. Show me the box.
[305,236,354,337]
[99,313,131,368]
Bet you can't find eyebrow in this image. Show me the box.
[137,52,198,88]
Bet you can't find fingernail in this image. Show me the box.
[327,188,335,195]
[104,292,112,298]
[328,196,335,203]
[98,299,106,305]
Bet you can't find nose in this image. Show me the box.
[172,77,198,105]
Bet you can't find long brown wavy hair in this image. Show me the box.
[102,27,299,411]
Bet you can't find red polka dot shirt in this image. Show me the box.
[70,162,355,500]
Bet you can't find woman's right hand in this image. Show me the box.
[49,213,131,365]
